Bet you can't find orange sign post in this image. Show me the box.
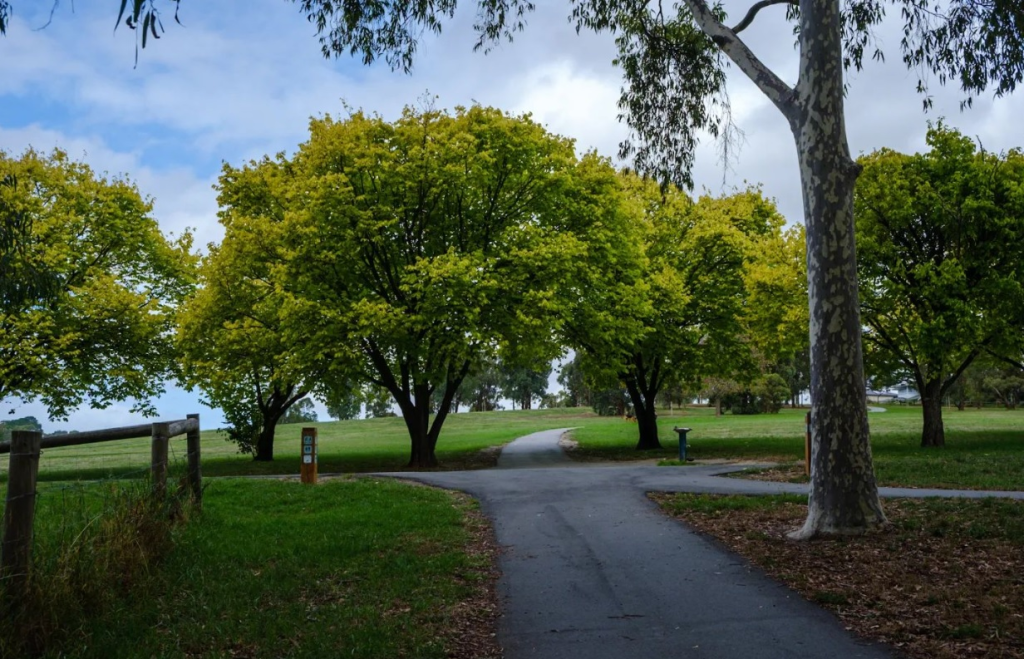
[300,427,318,484]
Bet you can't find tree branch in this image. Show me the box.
[681,0,796,119]
[731,0,796,34]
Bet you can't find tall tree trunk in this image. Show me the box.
[714,396,722,417]
[920,379,946,447]
[787,0,885,539]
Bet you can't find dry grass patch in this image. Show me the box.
[652,493,1024,659]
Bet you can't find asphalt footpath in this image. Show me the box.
[382,428,1024,658]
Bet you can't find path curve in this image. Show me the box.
[379,428,1024,658]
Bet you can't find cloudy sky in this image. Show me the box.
[2,0,1021,431]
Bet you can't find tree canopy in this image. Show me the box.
[564,173,779,449]
[0,148,194,418]
[177,155,327,461]
[856,123,1024,447]
[219,104,615,466]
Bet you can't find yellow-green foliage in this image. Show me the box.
[0,148,195,418]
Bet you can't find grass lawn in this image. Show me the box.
[3,405,1021,490]
[566,405,1024,490]
[4,477,499,659]
[653,493,1024,659]
[10,408,613,483]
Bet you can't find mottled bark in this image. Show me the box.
[920,380,946,447]
[786,0,886,538]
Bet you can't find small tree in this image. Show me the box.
[499,361,551,410]
[280,398,318,424]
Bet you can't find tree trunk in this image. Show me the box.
[253,414,280,461]
[625,378,662,450]
[402,384,438,468]
[714,396,722,417]
[920,380,946,447]
[407,421,438,468]
[634,408,660,450]
[787,0,885,539]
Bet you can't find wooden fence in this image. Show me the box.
[0,414,202,610]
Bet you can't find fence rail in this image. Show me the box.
[1,414,202,613]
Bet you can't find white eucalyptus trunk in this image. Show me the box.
[680,0,887,537]
[787,0,886,538]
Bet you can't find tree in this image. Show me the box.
[742,225,811,407]
[245,104,610,467]
[499,361,551,410]
[1,148,194,419]
[567,175,771,450]
[178,157,323,461]
[325,386,362,420]
[856,124,1024,447]
[458,358,502,412]
[557,356,593,408]
[280,397,319,424]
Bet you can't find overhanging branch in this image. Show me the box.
[732,0,797,34]
[681,0,797,119]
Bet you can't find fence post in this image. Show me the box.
[2,430,42,612]
[151,422,170,499]
[186,414,202,508]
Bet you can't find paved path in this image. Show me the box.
[381,429,1018,658]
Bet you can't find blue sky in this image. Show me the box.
[2,0,1021,431]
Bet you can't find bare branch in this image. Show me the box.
[731,0,796,34]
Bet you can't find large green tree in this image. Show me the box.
[566,174,767,450]
[177,157,326,461]
[856,123,1024,447]
[0,148,194,419]
[238,104,611,467]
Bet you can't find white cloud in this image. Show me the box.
[0,124,220,246]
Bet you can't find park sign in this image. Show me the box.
[301,427,318,484]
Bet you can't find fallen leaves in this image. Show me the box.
[652,494,1024,659]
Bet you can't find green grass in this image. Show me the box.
[570,405,1024,490]
[26,478,492,658]
[3,405,1022,490]
[8,408,612,483]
